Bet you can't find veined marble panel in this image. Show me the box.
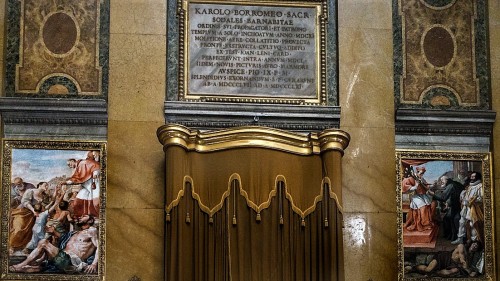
[343,212,398,281]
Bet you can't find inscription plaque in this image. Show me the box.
[183,1,323,104]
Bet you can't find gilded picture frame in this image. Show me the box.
[0,140,106,280]
[396,150,495,281]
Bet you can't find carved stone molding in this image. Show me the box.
[0,97,108,139]
[165,101,340,132]
[395,109,496,151]
[396,109,495,136]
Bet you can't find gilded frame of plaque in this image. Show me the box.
[0,140,106,281]
[178,0,328,105]
[396,150,495,281]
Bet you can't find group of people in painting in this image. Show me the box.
[402,165,485,277]
[405,240,484,278]
[8,151,101,274]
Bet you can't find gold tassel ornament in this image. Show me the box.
[232,180,237,226]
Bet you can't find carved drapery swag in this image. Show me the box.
[157,124,350,281]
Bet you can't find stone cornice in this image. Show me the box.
[165,101,341,132]
[0,97,108,126]
[395,109,496,136]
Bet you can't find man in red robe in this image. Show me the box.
[402,166,436,232]
[66,153,100,218]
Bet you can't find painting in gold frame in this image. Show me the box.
[0,140,106,280]
[396,150,495,281]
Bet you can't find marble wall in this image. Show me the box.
[105,0,167,279]
[0,0,499,280]
[338,1,397,280]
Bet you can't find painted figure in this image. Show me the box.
[21,182,50,216]
[9,215,98,274]
[9,182,50,254]
[10,177,35,208]
[65,152,100,218]
[402,166,436,232]
[411,241,484,277]
[429,176,464,241]
[45,187,75,236]
[24,197,59,253]
[453,172,483,244]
